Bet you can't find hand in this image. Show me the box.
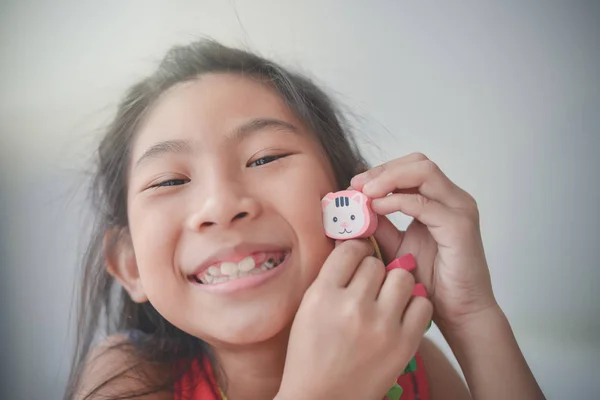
[351,153,497,330]
[277,240,432,400]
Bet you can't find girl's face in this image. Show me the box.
[126,74,337,346]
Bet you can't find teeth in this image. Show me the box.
[196,253,287,284]
[221,262,238,276]
[238,256,255,272]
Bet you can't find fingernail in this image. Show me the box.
[412,283,427,298]
[386,253,416,272]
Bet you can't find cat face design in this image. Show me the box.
[321,190,377,240]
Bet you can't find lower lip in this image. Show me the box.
[190,253,290,295]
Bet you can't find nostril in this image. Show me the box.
[234,212,248,220]
[201,221,215,228]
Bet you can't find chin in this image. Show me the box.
[201,299,299,347]
[205,317,292,348]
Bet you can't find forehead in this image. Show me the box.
[131,73,301,160]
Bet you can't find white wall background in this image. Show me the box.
[1,1,599,398]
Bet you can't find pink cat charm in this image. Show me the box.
[321,190,378,240]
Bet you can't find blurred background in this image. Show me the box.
[1,1,599,398]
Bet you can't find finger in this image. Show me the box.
[377,268,415,321]
[371,192,455,228]
[318,239,374,287]
[358,158,467,209]
[351,153,426,190]
[401,296,433,338]
[347,256,386,299]
[372,215,404,264]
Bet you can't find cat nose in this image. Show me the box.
[341,221,349,228]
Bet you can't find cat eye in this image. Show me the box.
[351,215,355,220]
[333,217,338,222]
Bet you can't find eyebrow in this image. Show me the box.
[231,118,298,141]
[135,139,192,169]
[134,118,298,169]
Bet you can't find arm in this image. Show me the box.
[439,305,546,400]
[418,338,471,400]
[352,155,545,400]
[75,334,172,400]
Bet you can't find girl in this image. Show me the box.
[66,40,544,400]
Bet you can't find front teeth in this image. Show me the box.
[196,254,285,284]
[238,257,255,272]
[221,262,238,275]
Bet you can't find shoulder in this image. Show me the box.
[75,334,172,400]
[418,338,471,400]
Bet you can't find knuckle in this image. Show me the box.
[352,238,374,254]
[370,263,386,282]
[462,190,479,210]
[464,190,478,206]
[411,296,434,317]
[303,285,326,306]
[338,239,372,259]
[423,159,440,175]
[363,255,384,269]
[410,152,429,161]
[374,261,386,279]
[413,193,430,208]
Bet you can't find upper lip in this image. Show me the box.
[187,242,290,277]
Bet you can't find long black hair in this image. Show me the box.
[65,39,369,399]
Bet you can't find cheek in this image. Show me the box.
[128,200,183,284]
[272,172,334,280]
[128,202,191,324]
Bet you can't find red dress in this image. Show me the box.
[174,353,429,400]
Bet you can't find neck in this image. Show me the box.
[212,326,290,400]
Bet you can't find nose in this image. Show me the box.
[341,221,349,228]
[186,176,261,231]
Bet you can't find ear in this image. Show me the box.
[104,228,148,303]
[321,192,335,208]
[350,192,364,204]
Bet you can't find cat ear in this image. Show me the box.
[321,192,335,208]
[350,192,364,204]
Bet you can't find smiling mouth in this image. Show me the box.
[338,229,352,234]
[189,251,288,284]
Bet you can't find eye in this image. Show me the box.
[333,217,338,223]
[149,178,188,189]
[248,154,287,167]
[351,215,355,220]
